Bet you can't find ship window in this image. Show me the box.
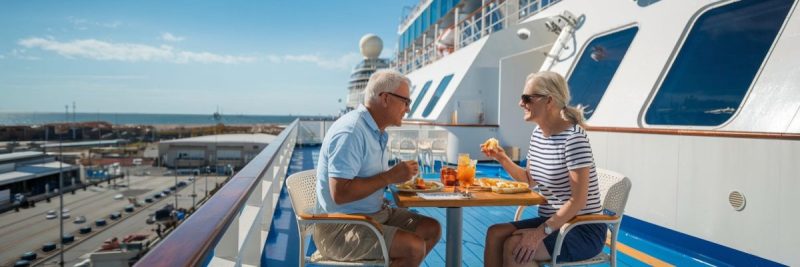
[567,26,638,120]
[408,80,433,117]
[644,0,793,126]
[422,74,455,118]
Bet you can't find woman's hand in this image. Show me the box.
[512,227,547,264]
[480,143,507,162]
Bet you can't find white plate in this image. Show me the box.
[394,180,444,193]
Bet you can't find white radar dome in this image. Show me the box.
[359,34,383,59]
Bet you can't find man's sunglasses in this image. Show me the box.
[382,92,412,107]
[520,94,548,104]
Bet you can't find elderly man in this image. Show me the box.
[314,70,441,266]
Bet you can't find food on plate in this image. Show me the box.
[481,138,500,150]
[478,178,503,187]
[416,177,426,189]
[478,178,531,193]
[396,179,442,191]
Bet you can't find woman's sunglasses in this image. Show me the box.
[520,94,548,104]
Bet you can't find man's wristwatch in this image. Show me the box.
[543,222,553,235]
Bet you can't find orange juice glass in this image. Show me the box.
[456,155,476,189]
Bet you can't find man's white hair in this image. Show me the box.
[363,69,411,105]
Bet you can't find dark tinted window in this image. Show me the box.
[408,80,433,117]
[645,0,793,126]
[567,27,638,119]
[422,74,455,118]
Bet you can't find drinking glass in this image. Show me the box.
[456,155,476,190]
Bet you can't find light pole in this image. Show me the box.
[174,158,178,208]
[191,169,196,209]
[58,105,67,267]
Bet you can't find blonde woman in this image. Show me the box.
[482,71,606,266]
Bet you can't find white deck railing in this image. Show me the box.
[394,0,562,74]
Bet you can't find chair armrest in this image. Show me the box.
[551,214,621,262]
[561,214,619,232]
[297,212,383,232]
[566,214,619,225]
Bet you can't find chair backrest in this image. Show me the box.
[286,170,318,216]
[431,138,448,151]
[595,169,632,217]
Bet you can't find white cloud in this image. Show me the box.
[18,37,256,64]
[282,52,362,70]
[161,32,185,42]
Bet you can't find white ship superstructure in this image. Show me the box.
[388,0,799,265]
[345,34,391,111]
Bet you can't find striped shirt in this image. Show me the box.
[527,124,602,217]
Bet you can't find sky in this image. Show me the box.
[0,0,417,116]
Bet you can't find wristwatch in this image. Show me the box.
[543,222,553,235]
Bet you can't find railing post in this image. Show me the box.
[481,0,487,37]
[507,0,518,26]
[422,32,427,65]
[454,6,460,50]
[214,216,239,261]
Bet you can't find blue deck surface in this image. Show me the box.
[262,145,775,267]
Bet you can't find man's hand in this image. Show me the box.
[512,227,547,264]
[385,160,418,184]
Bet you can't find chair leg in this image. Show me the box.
[610,223,620,267]
[298,226,306,267]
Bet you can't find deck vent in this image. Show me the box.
[728,191,746,211]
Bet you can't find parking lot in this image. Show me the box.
[0,167,228,266]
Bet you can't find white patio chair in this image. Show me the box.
[514,168,632,267]
[430,138,448,167]
[286,170,389,267]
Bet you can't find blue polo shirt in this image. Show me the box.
[316,105,389,214]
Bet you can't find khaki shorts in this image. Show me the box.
[312,207,427,261]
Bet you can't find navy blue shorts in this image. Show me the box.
[510,216,607,262]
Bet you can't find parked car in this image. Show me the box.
[46,209,71,219]
[61,233,75,244]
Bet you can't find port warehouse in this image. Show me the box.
[0,151,80,207]
[0,140,129,210]
[157,134,276,171]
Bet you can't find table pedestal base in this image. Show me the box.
[445,207,462,267]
